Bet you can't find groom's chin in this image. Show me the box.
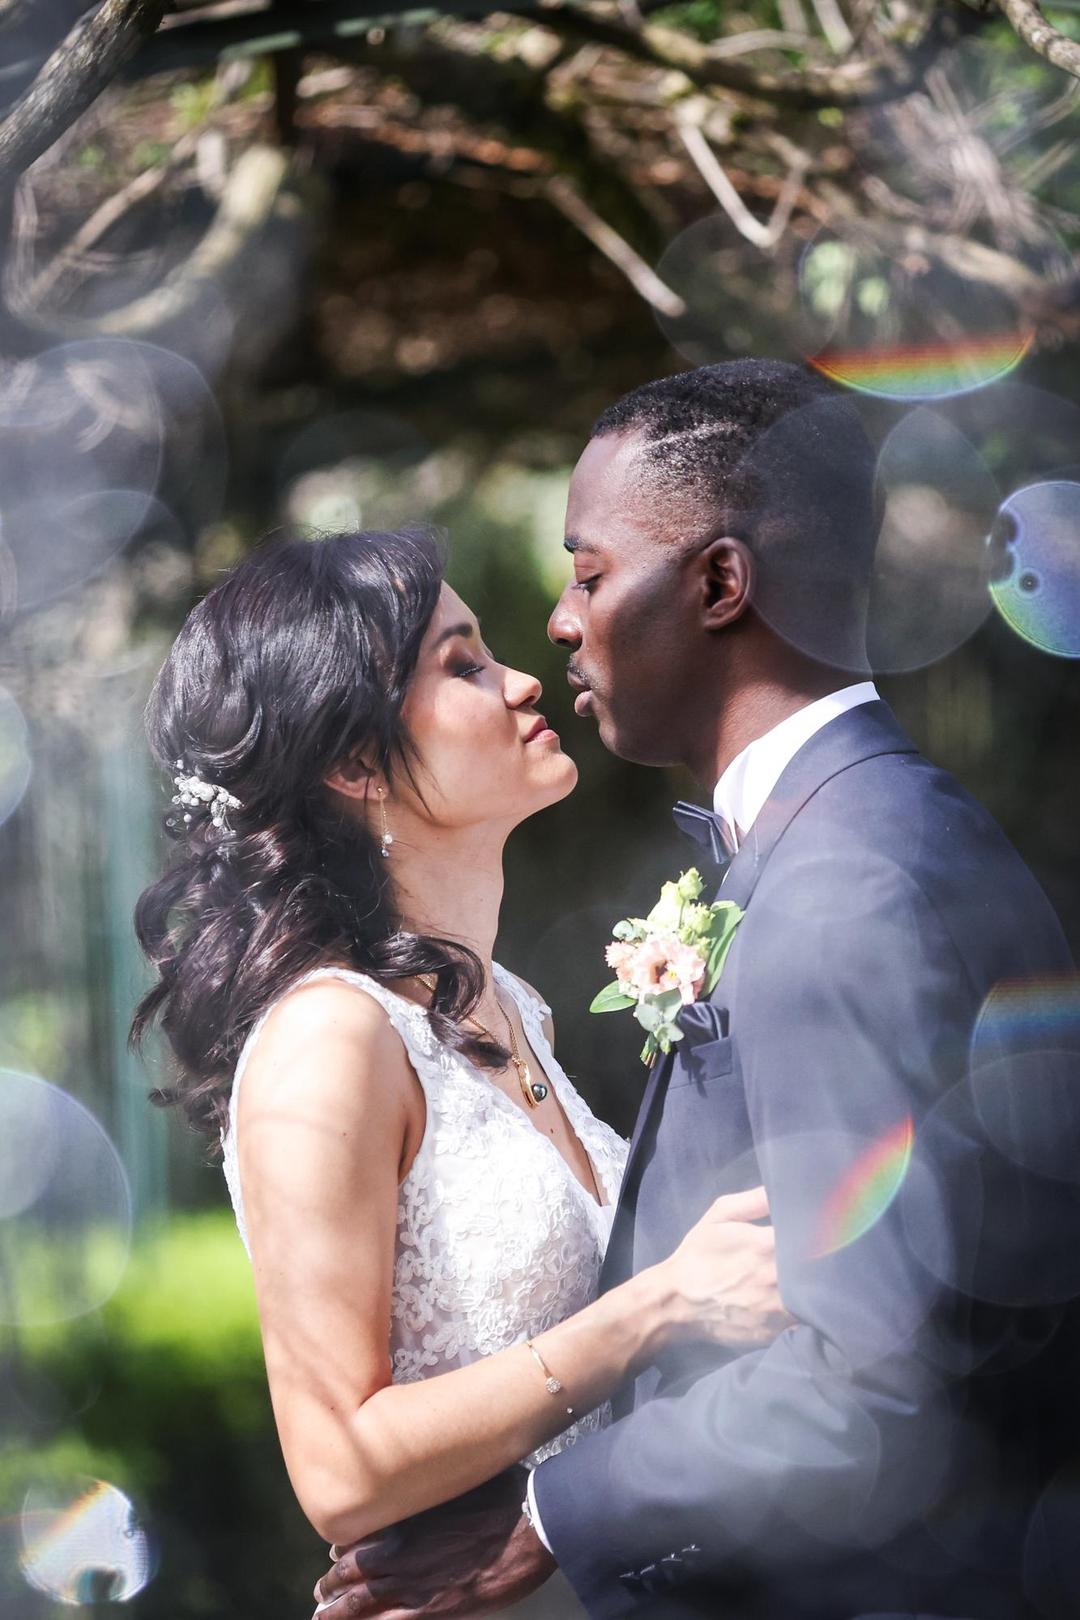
[596,716,675,769]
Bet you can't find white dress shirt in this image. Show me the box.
[712,682,879,850]
[524,681,880,1552]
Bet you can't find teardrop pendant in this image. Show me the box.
[530,1081,549,1104]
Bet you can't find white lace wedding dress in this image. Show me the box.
[222,962,629,1467]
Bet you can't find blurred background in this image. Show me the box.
[1,0,1080,1613]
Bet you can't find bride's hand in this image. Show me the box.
[657,1185,792,1349]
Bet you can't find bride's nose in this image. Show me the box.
[505,666,543,709]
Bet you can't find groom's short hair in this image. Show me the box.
[591,360,878,664]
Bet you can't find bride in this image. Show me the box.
[130,528,784,1600]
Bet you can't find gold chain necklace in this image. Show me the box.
[418,974,549,1110]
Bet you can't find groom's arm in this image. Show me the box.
[531,853,1071,1616]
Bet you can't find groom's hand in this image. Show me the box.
[311,1466,555,1619]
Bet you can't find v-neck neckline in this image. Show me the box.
[388,968,612,1214]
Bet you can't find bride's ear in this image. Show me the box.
[700,536,754,631]
[323,749,379,804]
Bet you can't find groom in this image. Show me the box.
[315,360,1080,1618]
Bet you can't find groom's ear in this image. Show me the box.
[699,536,754,631]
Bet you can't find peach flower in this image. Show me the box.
[606,933,707,1005]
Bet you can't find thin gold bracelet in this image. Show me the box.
[526,1339,575,1417]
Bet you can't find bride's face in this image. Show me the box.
[398,585,577,832]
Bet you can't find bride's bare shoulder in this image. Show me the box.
[238,972,415,1124]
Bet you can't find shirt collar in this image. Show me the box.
[712,682,879,849]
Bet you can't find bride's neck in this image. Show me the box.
[388,826,505,981]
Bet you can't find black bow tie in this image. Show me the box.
[671,801,737,869]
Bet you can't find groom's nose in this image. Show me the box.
[547,589,582,649]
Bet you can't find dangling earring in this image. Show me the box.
[378,787,394,858]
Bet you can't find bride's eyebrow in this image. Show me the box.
[432,621,479,650]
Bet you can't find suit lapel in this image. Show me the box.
[719,701,917,909]
[602,702,918,1292]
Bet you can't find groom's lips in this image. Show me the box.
[573,689,594,717]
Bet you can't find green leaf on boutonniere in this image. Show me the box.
[703,901,743,991]
[589,981,636,1014]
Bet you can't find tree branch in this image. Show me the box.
[0,0,167,188]
[17,142,292,338]
[543,173,685,315]
[995,0,1080,82]
[542,0,968,108]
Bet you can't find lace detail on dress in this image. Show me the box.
[221,963,629,1469]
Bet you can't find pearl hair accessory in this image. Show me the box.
[169,760,244,833]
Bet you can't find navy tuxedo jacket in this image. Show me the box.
[532,702,1080,1620]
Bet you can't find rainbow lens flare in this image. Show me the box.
[812,331,1034,403]
[989,482,1080,659]
[799,233,1033,403]
[812,1116,915,1258]
[20,1480,153,1605]
[973,975,1080,1053]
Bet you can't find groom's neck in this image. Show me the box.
[699,663,853,794]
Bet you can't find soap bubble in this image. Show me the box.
[968,977,1080,1182]
[989,482,1080,659]
[799,228,1034,402]
[0,686,32,828]
[654,213,802,365]
[868,407,999,671]
[904,1078,1080,1310]
[0,339,224,611]
[0,1072,132,1328]
[20,1479,152,1606]
[733,399,998,672]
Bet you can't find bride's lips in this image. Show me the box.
[524,714,559,744]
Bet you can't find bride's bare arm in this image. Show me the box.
[237,979,781,1549]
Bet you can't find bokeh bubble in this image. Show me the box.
[734,399,998,672]
[968,977,1080,1182]
[750,1128,944,1367]
[0,339,224,611]
[867,407,998,671]
[277,409,430,532]
[0,1072,132,1327]
[799,228,1034,401]
[0,685,32,828]
[20,1479,152,1606]
[989,482,1080,659]
[941,383,1080,493]
[903,1078,1080,1310]
[1024,1462,1080,1618]
[654,212,802,366]
[8,490,186,616]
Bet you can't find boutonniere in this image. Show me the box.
[590,869,743,1065]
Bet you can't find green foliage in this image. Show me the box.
[0,992,73,1078]
[6,1212,322,1618]
[73,142,106,171]
[133,140,173,171]
[170,78,218,131]
[649,0,729,43]
[589,981,636,1014]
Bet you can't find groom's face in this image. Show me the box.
[548,430,709,766]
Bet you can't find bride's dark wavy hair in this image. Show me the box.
[130,527,508,1141]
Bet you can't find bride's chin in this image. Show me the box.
[532,755,579,808]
